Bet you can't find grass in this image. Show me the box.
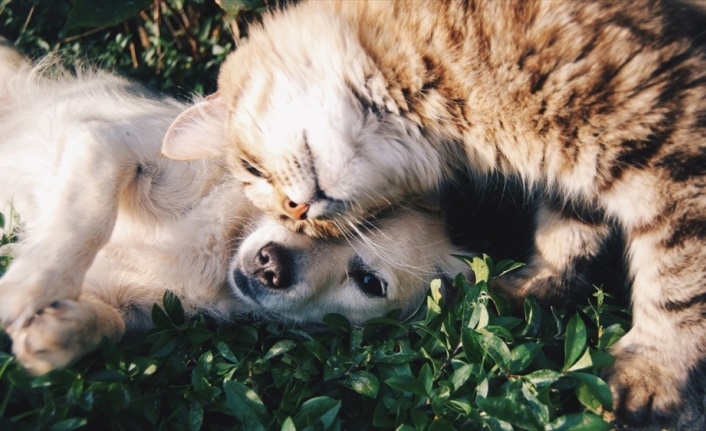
[0,1,632,429]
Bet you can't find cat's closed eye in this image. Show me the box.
[241,158,265,178]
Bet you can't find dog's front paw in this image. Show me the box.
[603,347,683,427]
[0,279,45,331]
[10,300,109,375]
[0,269,83,332]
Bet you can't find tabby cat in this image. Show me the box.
[162,0,706,426]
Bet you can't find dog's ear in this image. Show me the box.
[162,93,226,160]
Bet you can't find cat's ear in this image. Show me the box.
[162,93,227,160]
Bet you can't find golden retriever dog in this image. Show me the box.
[0,43,470,374]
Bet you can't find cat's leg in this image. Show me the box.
[9,295,125,375]
[605,219,706,424]
[492,199,613,305]
[0,125,136,330]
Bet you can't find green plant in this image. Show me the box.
[0,0,262,96]
[0,207,18,278]
[0,249,629,430]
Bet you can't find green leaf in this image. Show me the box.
[372,400,395,428]
[385,375,428,397]
[520,296,543,337]
[216,342,240,364]
[410,406,431,428]
[563,314,587,370]
[566,348,593,372]
[484,417,515,431]
[508,342,541,374]
[292,396,341,430]
[487,289,512,317]
[346,371,379,398]
[469,255,491,283]
[49,418,88,431]
[478,396,541,430]
[149,332,178,358]
[461,327,484,363]
[521,382,550,424]
[598,323,626,351]
[477,330,512,371]
[418,363,433,398]
[493,259,525,277]
[151,304,175,329]
[281,417,296,431]
[185,327,213,343]
[324,355,349,381]
[322,313,351,332]
[65,0,152,31]
[216,0,266,15]
[544,413,612,431]
[492,316,523,331]
[467,295,490,329]
[446,398,473,416]
[427,417,456,431]
[188,402,204,431]
[162,290,186,324]
[475,377,490,402]
[430,278,443,304]
[372,341,421,364]
[588,351,615,368]
[263,340,297,360]
[575,381,602,412]
[449,364,475,391]
[570,372,613,410]
[224,381,268,430]
[523,370,562,389]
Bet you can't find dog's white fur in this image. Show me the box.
[0,44,470,374]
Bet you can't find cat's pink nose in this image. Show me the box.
[283,198,309,220]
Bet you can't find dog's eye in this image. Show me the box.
[351,270,387,298]
[241,159,264,178]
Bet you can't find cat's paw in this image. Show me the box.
[9,300,102,375]
[603,349,683,426]
[491,265,574,306]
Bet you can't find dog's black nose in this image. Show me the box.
[253,242,293,289]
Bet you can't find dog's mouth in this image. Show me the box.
[231,268,263,305]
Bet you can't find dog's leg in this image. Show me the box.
[0,125,136,330]
[9,295,125,375]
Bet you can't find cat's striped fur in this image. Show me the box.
[162,0,706,426]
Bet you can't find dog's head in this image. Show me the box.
[229,206,472,326]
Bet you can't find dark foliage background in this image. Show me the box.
[0,0,271,96]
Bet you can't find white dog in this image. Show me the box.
[0,43,471,374]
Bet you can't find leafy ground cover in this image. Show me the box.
[0,1,631,429]
[0,250,629,430]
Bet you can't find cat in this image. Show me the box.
[0,42,470,374]
[161,0,706,426]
